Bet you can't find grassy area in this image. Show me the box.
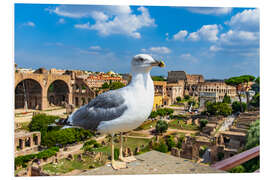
[170,104,185,107]
[42,154,106,175]
[169,119,199,131]
[16,122,30,131]
[126,132,150,137]
[134,120,156,131]
[95,137,151,156]
[42,137,151,175]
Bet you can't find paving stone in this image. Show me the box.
[79,150,224,175]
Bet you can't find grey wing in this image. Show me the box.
[71,90,128,130]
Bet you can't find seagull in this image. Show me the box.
[66,54,165,169]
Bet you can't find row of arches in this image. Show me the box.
[15,78,95,110]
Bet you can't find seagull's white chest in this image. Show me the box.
[97,73,154,134]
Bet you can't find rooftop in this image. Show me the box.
[79,150,224,175]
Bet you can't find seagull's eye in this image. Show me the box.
[138,57,144,62]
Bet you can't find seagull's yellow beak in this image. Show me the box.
[158,60,165,68]
[151,59,166,68]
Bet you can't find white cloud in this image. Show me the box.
[209,45,222,52]
[22,21,35,27]
[48,5,155,39]
[188,24,219,42]
[149,46,171,54]
[207,9,259,57]
[226,9,259,32]
[173,30,188,41]
[220,30,259,45]
[89,46,101,50]
[187,7,232,15]
[142,46,171,54]
[180,53,198,63]
[58,18,65,24]
[74,22,91,29]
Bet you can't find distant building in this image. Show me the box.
[198,81,237,103]
[185,74,205,96]
[153,80,184,109]
[167,71,187,83]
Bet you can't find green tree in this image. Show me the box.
[188,100,196,106]
[232,101,247,113]
[155,120,168,135]
[206,102,232,116]
[229,165,246,173]
[28,114,60,132]
[149,111,158,119]
[156,108,174,117]
[225,75,255,111]
[151,76,166,81]
[176,96,181,102]
[153,141,169,153]
[250,93,260,107]
[177,135,185,149]
[255,77,260,85]
[184,95,190,100]
[165,135,176,151]
[109,82,125,90]
[101,82,110,89]
[222,93,231,104]
[245,120,260,150]
[199,119,208,130]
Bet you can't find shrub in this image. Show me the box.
[232,101,247,113]
[153,141,168,153]
[155,120,168,135]
[206,102,232,116]
[176,96,181,102]
[245,120,260,150]
[188,100,196,106]
[36,147,59,159]
[184,95,190,100]
[14,146,59,168]
[151,76,166,81]
[199,119,208,130]
[149,111,158,119]
[177,135,185,149]
[156,108,174,117]
[114,148,119,160]
[28,114,60,132]
[42,128,93,147]
[165,135,176,151]
[217,152,224,161]
[199,145,208,157]
[222,94,231,104]
[250,93,260,107]
[82,139,102,151]
[229,165,246,173]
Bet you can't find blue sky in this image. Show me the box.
[15,4,259,79]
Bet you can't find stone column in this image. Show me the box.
[37,134,41,145]
[21,138,25,150]
[29,136,33,147]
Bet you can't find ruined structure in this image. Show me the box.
[15,131,41,157]
[15,68,96,110]
[197,81,237,102]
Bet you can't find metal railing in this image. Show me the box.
[211,146,259,171]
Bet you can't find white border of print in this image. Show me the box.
[1,1,269,180]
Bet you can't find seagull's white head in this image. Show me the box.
[131,54,165,73]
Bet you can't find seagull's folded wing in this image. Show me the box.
[71,90,128,130]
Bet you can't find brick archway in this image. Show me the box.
[15,72,72,110]
[15,78,43,110]
[47,80,70,106]
[72,78,95,107]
